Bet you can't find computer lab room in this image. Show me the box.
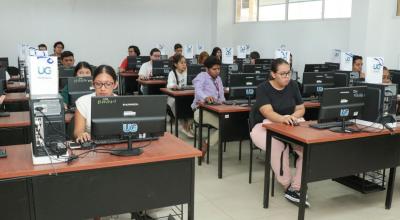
[1,0,400,220]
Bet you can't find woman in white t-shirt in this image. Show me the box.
[74,65,118,143]
[167,54,194,137]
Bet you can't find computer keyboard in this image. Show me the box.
[302,97,319,102]
[93,137,159,146]
[180,86,194,90]
[224,99,256,105]
[309,121,355,129]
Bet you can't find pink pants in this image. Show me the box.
[250,119,303,191]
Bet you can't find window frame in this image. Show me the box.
[235,0,352,23]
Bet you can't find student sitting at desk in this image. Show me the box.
[138,48,161,94]
[383,66,391,83]
[250,51,260,64]
[250,58,309,207]
[60,51,75,68]
[119,45,141,73]
[38,43,47,51]
[50,41,64,65]
[74,65,118,143]
[352,55,365,79]
[167,54,194,138]
[198,51,209,65]
[211,47,222,60]
[60,61,93,109]
[191,56,225,158]
[169,43,183,60]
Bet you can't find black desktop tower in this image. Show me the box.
[30,97,67,157]
[355,82,397,123]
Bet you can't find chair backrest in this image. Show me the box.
[67,115,75,140]
[248,104,257,130]
[6,66,19,76]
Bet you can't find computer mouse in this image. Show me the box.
[80,141,96,149]
[293,121,300,126]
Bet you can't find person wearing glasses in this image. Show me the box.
[74,65,118,143]
[249,58,309,207]
[119,45,141,73]
[191,56,225,159]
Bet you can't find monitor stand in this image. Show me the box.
[329,119,358,133]
[111,134,143,156]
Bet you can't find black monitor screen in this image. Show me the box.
[318,86,366,124]
[334,71,351,87]
[220,64,239,86]
[0,57,8,68]
[390,70,400,93]
[152,60,171,78]
[127,56,150,71]
[187,64,205,85]
[325,62,340,71]
[255,59,273,65]
[304,64,330,73]
[243,64,270,74]
[228,73,258,100]
[0,67,6,81]
[58,67,75,90]
[67,77,94,107]
[91,95,167,140]
[302,71,335,97]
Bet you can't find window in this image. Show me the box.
[259,0,286,21]
[236,0,258,22]
[288,0,322,20]
[235,0,352,23]
[324,0,352,19]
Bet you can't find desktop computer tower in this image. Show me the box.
[355,82,397,124]
[30,97,67,157]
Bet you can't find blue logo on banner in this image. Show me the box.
[373,58,384,70]
[47,58,54,64]
[38,67,51,75]
[340,109,349,117]
[225,48,232,56]
[317,87,324,92]
[123,123,138,133]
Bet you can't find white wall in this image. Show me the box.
[214,0,350,75]
[0,0,214,69]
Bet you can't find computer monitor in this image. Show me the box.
[0,57,8,68]
[67,77,94,108]
[243,64,270,74]
[334,71,351,87]
[220,64,239,86]
[325,62,340,71]
[127,56,150,71]
[0,80,10,117]
[389,69,400,93]
[187,64,205,85]
[152,59,171,78]
[304,64,330,72]
[0,67,6,81]
[91,95,167,156]
[255,59,273,65]
[227,73,258,105]
[317,86,366,133]
[58,67,75,90]
[302,71,335,98]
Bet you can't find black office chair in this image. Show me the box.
[166,105,175,133]
[193,121,215,164]
[6,66,21,81]
[66,115,75,140]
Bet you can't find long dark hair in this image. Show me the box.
[171,54,186,86]
[93,65,117,82]
[74,61,92,76]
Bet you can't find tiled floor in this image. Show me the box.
[101,128,400,220]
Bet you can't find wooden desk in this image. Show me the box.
[137,79,167,95]
[4,92,29,103]
[6,82,26,92]
[0,111,74,146]
[119,70,139,95]
[160,88,195,137]
[197,101,320,178]
[263,122,400,220]
[0,133,201,220]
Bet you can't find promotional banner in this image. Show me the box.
[331,49,341,63]
[340,52,353,71]
[222,47,234,64]
[237,45,247,59]
[365,57,384,84]
[275,49,291,63]
[245,44,251,55]
[183,44,194,59]
[29,56,59,98]
[196,44,205,55]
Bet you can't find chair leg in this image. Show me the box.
[223,142,226,152]
[193,123,197,148]
[271,170,275,197]
[170,117,173,134]
[239,140,242,161]
[249,141,253,184]
[206,127,211,164]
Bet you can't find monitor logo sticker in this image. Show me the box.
[123,123,138,133]
[340,109,349,117]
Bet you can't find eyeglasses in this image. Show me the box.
[276,71,292,77]
[93,81,114,89]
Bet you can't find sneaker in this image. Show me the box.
[284,186,310,207]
